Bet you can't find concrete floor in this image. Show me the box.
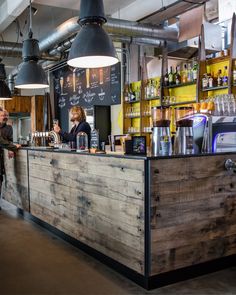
[0,200,236,295]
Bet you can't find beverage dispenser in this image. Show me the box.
[151,106,172,156]
[174,107,194,155]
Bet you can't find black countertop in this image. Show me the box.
[20,147,236,161]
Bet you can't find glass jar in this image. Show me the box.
[76,132,88,152]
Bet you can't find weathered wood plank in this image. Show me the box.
[150,155,236,276]
[151,234,236,274]
[2,150,29,211]
[29,162,144,204]
[31,202,144,273]
[28,151,145,274]
[28,151,144,183]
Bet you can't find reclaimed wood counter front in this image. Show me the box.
[2,149,236,289]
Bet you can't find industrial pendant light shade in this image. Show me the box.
[67,0,119,68]
[15,0,49,89]
[0,62,12,100]
[15,60,49,89]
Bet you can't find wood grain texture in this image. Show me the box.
[28,151,145,274]
[2,150,29,211]
[5,96,31,114]
[150,155,236,275]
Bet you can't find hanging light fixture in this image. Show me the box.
[15,0,49,89]
[67,0,119,68]
[0,60,12,100]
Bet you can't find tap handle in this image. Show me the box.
[225,159,236,172]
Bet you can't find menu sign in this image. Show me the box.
[90,129,99,149]
[53,63,121,109]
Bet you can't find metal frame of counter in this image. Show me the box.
[2,148,236,289]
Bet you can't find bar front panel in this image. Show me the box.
[28,150,145,274]
[150,154,236,276]
[2,150,29,212]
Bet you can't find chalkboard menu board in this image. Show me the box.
[53,63,121,109]
[90,129,99,149]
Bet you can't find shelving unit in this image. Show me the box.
[122,12,236,147]
[164,81,196,89]
[202,85,228,92]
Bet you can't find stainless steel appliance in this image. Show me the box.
[182,114,236,153]
[174,107,194,155]
[151,107,172,156]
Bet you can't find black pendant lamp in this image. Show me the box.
[0,61,12,100]
[67,0,119,68]
[15,1,49,89]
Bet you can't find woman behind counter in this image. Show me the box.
[53,106,91,148]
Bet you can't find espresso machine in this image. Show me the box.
[152,107,172,156]
[174,107,194,155]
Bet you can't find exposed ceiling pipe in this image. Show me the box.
[0,42,61,61]
[48,34,164,57]
[39,16,179,53]
[106,18,178,42]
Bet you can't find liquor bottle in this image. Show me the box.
[208,73,213,88]
[192,63,198,81]
[164,70,169,86]
[182,64,187,84]
[175,66,181,85]
[187,64,192,82]
[168,66,174,85]
[150,79,155,97]
[222,66,228,86]
[233,60,236,84]
[217,69,222,86]
[146,80,151,98]
[202,74,208,89]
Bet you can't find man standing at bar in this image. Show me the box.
[0,108,20,210]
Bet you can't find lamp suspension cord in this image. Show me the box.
[29,0,33,38]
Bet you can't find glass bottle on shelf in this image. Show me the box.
[124,86,129,102]
[222,66,228,86]
[168,66,174,85]
[233,61,236,85]
[150,79,155,97]
[202,74,208,89]
[175,66,181,85]
[217,69,222,87]
[187,64,192,82]
[182,64,187,84]
[208,73,213,88]
[164,70,169,86]
[192,63,198,81]
[145,80,151,99]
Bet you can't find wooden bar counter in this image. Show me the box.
[2,148,236,289]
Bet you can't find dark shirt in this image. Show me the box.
[0,123,16,176]
[59,121,91,148]
[0,123,13,142]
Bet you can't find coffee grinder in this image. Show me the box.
[151,106,172,156]
[174,107,194,155]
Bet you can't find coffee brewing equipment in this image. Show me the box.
[174,107,194,155]
[151,106,172,156]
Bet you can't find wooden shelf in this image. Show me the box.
[124,100,140,104]
[163,81,196,89]
[143,96,160,101]
[124,116,141,119]
[206,55,229,65]
[202,85,228,92]
[124,131,141,134]
[163,100,196,107]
